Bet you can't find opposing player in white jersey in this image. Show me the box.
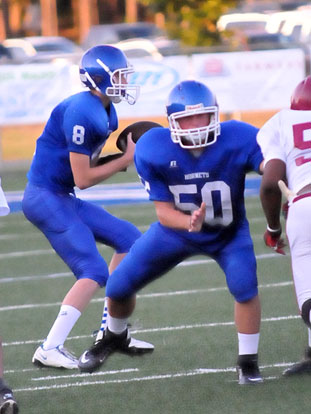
[257,75,311,375]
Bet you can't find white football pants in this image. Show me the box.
[287,195,311,311]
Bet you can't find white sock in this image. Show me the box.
[43,305,81,350]
[308,328,311,347]
[238,333,260,355]
[107,313,127,334]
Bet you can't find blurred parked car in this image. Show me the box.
[3,36,83,64]
[81,21,181,56]
[82,22,167,50]
[279,11,311,43]
[217,13,269,34]
[265,10,301,34]
[115,38,163,60]
[245,31,295,49]
[0,43,14,64]
[3,38,36,63]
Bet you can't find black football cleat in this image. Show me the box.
[78,328,154,373]
[283,347,311,376]
[0,386,18,414]
[236,354,263,385]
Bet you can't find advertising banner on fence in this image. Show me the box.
[115,55,189,119]
[192,48,306,112]
[0,63,81,126]
[0,48,306,126]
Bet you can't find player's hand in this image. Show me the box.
[189,202,206,232]
[123,132,136,164]
[263,228,286,255]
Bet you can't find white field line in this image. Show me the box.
[0,194,292,394]
[4,367,138,376]
[0,220,266,242]
[0,272,72,284]
[0,225,150,241]
[0,234,40,241]
[0,279,293,313]
[0,209,268,259]
[13,362,295,393]
[32,368,139,381]
[0,249,55,259]
[32,363,292,383]
[3,314,299,348]
[2,182,261,213]
[0,252,286,284]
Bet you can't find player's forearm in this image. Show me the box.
[158,210,191,230]
[73,154,132,189]
[260,185,282,230]
[154,202,191,230]
[260,159,285,230]
[91,154,132,183]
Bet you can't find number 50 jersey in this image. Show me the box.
[135,120,263,246]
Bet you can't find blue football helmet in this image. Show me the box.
[166,80,220,148]
[79,45,140,105]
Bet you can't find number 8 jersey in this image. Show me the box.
[135,120,263,245]
[257,109,311,196]
[27,91,118,193]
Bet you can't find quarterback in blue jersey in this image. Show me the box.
[22,45,153,369]
[78,80,264,384]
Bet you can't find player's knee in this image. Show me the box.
[232,283,258,302]
[106,271,134,300]
[228,277,257,303]
[77,265,109,288]
[301,299,311,328]
[115,225,141,252]
[93,272,109,288]
[78,272,108,288]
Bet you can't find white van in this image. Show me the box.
[265,10,311,43]
[217,13,269,33]
[280,11,311,43]
[265,11,302,34]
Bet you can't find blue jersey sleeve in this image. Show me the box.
[239,122,263,173]
[27,92,119,193]
[135,128,174,202]
[63,110,93,156]
[225,121,263,173]
[62,94,116,157]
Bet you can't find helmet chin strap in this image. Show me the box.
[84,67,120,103]
[84,71,101,93]
[96,58,128,103]
[85,58,138,105]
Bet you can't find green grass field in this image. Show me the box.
[0,168,308,414]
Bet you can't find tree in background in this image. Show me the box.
[1,0,237,46]
[140,0,236,46]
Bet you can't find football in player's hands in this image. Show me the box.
[96,153,127,171]
[116,121,163,152]
[96,153,123,165]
